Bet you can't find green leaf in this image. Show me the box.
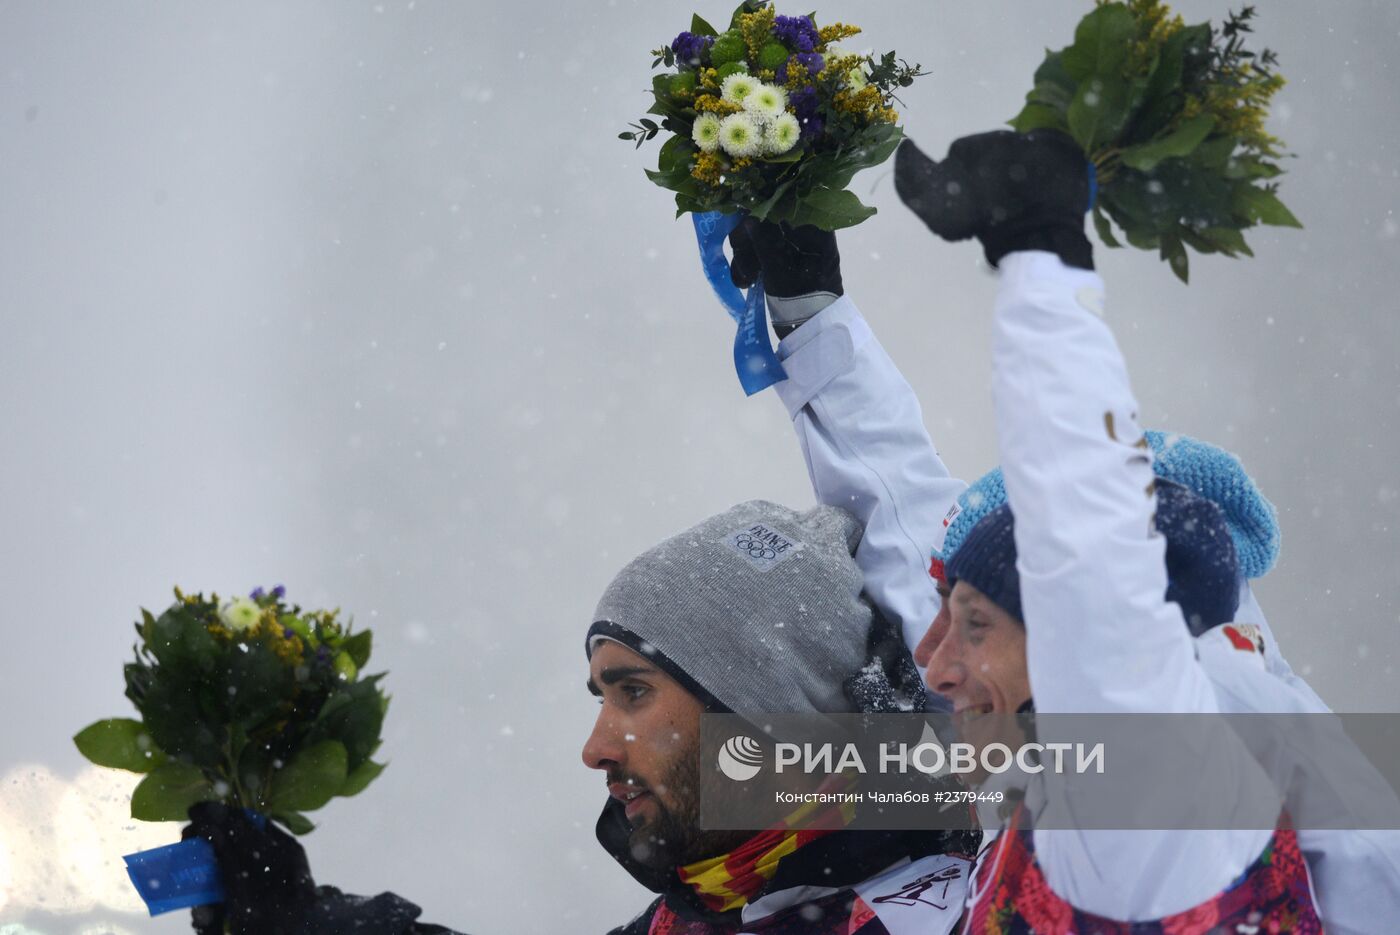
[787,188,877,231]
[1177,225,1220,256]
[798,123,902,195]
[1122,225,1161,250]
[759,148,805,165]
[1224,156,1282,180]
[1181,225,1254,258]
[138,672,226,767]
[1026,80,1074,114]
[266,740,348,814]
[309,677,387,771]
[1143,26,1188,105]
[1159,232,1189,283]
[140,608,157,644]
[1061,4,1136,82]
[729,0,763,30]
[225,640,294,731]
[143,603,220,671]
[1120,114,1216,172]
[1092,206,1122,248]
[74,718,167,773]
[1233,186,1303,228]
[340,759,387,798]
[130,762,217,822]
[1033,51,1077,96]
[1191,136,1237,170]
[747,180,796,222]
[1177,23,1214,87]
[1068,78,1131,153]
[657,134,694,173]
[273,811,316,835]
[340,631,373,671]
[1010,101,1069,134]
[691,13,718,37]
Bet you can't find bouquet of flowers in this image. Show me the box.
[75,586,388,836]
[1009,1,1300,281]
[621,1,926,230]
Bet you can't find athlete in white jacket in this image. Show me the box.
[723,128,1398,930]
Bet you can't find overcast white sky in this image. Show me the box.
[3,1,1398,931]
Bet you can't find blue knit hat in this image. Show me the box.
[943,502,1021,623]
[933,430,1279,581]
[944,480,1240,635]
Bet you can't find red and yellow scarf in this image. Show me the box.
[676,780,857,913]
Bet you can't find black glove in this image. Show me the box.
[728,217,843,337]
[894,129,1094,271]
[185,802,316,935]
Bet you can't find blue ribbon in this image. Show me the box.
[123,811,266,916]
[1087,160,1099,213]
[692,211,787,396]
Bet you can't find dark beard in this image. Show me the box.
[626,736,751,871]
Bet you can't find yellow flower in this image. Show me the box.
[739,8,777,60]
[691,151,726,186]
[817,23,862,48]
[833,85,883,117]
[695,95,744,116]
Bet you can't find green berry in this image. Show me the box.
[710,31,747,68]
[757,41,790,72]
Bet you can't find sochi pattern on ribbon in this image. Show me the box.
[692,211,786,396]
[123,811,266,915]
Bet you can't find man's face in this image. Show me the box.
[581,641,747,870]
[923,580,1031,721]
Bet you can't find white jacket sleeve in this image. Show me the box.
[992,252,1275,919]
[1235,582,1333,712]
[773,297,967,657]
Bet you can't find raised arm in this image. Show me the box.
[729,221,966,656]
[991,252,1216,714]
[898,130,1282,920]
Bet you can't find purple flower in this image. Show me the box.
[249,587,265,600]
[787,86,825,139]
[773,15,819,53]
[777,52,824,84]
[283,627,296,639]
[671,31,714,66]
[789,86,819,118]
[271,584,286,599]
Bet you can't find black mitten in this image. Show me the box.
[895,129,1094,271]
[728,217,843,336]
[184,803,316,934]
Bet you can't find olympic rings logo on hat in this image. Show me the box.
[733,533,779,561]
[722,523,804,572]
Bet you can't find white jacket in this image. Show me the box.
[772,258,1398,930]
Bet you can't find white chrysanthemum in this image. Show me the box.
[846,66,869,91]
[718,113,764,158]
[743,82,787,120]
[764,112,801,155]
[721,72,758,105]
[692,113,723,153]
[219,596,261,632]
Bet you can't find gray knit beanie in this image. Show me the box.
[587,500,877,716]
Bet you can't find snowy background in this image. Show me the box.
[2,1,1398,932]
